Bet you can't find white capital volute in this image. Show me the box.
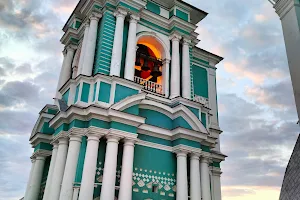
[129,14,140,23]
[114,8,127,18]
[89,12,102,21]
[183,37,192,46]
[169,32,182,42]
[163,58,170,65]
[66,45,76,53]
[84,20,90,28]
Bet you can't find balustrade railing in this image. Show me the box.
[134,76,163,95]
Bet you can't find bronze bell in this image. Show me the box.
[151,61,162,78]
[141,57,150,71]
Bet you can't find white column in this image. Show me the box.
[24,158,36,200]
[72,187,80,200]
[100,135,120,200]
[61,46,76,88]
[201,157,211,200]
[26,156,46,200]
[55,50,67,99]
[43,143,59,200]
[118,139,135,200]
[176,152,188,200]
[78,135,101,200]
[162,59,170,97]
[82,12,102,76]
[110,8,127,77]
[212,169,222,200]
[208,67,219,130]
[49,138,69,200]
[77,22,90,76]
[182,38,191,99]
[59,136,82,200]
[170,33,182,99]
[124,14,140,81]
[190,154,201,200]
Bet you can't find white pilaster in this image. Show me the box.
[124,14,140,81]
[110,8,127,77]
[62,45,76,87]
[49,138,69,200]
[43,143,59,200]
[77,22,90,76]
[78,135,101,200]
[170,33,182,99]
[72,187,80,200]
[55,49,68,99]
[190,154,201,200]
[208,67,219,130]
[24,158,36,200]
[100,135,120,200]
[200,157,211,200]
[26,156,46,200]
[212,168,222,200]
[162,59,170,97]
[182,38,191,99]
[82,12,102,76]
[176,151,188,200]
[59,136,82,200]
[118,139,136,200]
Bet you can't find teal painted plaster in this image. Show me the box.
[192,65,208,98]
[34,142,53,152]
[75,20,82,29]
[172,138,200,148]
[74,136,87,184]
[54,123,69,135]
[169,9,174,18]
[47,108,58,115]
[74,84,80,103]
[69,119,88,129]
[92,83,97,102]
[170,26,190,35]
[40,122,54,134]
[173,117,192,130]
[176,9,189,21]
[139,109,173,130]
[119,2,140,12]
[193,57,209,66]
[114,84,138,103]
[138,134,172,146]
[88,119,110,129]
[123,105,139,115]
[81,82,90,103]
[139,18,169,33]
[94,11,116,75]
[62,89,69,103]
[201,112,207,128]
[98,82,111,103]
[146,1,160,15]
[186,105,199,118]
[111,121,137,133]
[120,21,129,78]
[201,145,211,152]
[133,145,176,200]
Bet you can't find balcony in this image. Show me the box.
[134,76,163,95]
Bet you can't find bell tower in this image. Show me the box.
[23,1,226,200]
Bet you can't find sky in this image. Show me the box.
[0,0,298,200]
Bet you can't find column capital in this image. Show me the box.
[62,48,67,57]
[169,32,182,42]
[84,20,90,28]
[53,142,59,149]
[211,168,222,176]
[66,44,77,53]
[69,135,83,143]
[175,151,188,157]
[129,14,140,23]
[162,58,170,65]
[89,12,102,21]
[35,156,46,161]
[58,137,69,145]
[87,134,101,142]
[190,153,201,160]
[31,158,36,163]
[114,8,128,19]
[183,37,192,46]
[200,156,210,163]
[106,135,121,143]
[123,138,137,147]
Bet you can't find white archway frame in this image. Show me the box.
[136,32,171,97]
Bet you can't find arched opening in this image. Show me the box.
[134,34,170,95]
